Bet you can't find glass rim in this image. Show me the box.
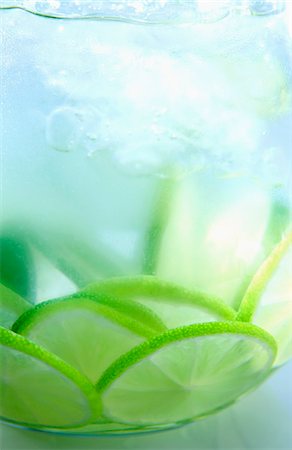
[0,1,287,24]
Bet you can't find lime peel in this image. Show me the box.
[0,326,101,428]
[97,321,277,393]
[12,293,165,384]
[237,229,292,322]
[142,178,176,275]
[85,276,236,322]
[12,292,163,339]
[0,283,31,329]
[82,283,167,334]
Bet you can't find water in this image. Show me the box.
[0,1,292,435]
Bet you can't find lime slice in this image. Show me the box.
[254,302,292,367]
[152,179,199,290]
[237,230,292,366]
[97,322,276,426]
[85,276,235,329]
[13,293,163,383]
[142,178,176,276]
[0,326,100,428]
[0,283,31,328]
[79,287,166,335]
[0,233,36,302]
[22,224,127,288]
[150,179,270,309]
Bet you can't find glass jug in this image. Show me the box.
[0,0,291,436]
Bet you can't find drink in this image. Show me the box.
[0,0,291,435]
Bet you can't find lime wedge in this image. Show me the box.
[97,322,276,425]
[0,284,31,329]
[0,326,100,428]
[237,230,292,366]
[85,276,235,329]
[13,293,162,383]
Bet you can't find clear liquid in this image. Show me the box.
[1,6,291,434]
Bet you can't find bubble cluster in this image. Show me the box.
[45,48,263,177]
[40,8,291,178]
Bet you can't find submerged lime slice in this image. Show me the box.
[97,322,276,426]
[0,326,100,428]
[150,179,272,310]
[13,293,163,383]
[253,245,292,366]
[0,233,36,302]
[77,286,166,334]
[254,302,292,367]
[0,284,31,329]
[80,286,166,335]
[237,230,292,366]
[85,276,235,329]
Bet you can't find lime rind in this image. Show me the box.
[0,233,36,302]
[97,322,276,426]
[12,292,163,340]
[237,229,292,322]
[12,294,164,384]
[0,284,31,329]
[82,284,167,334]
[85,276,236,322]
[97,321,277,393]
[0,326,101,428]
[142,178,176,275]
[254,301,292,366]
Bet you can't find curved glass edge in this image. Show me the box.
[0,399,237,437]
[0,418,185,438]
[0,369,281,437]
[0,1,287,24]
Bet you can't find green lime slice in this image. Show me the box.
[80,286,166,335]
[0,283,31,329]
[0,326,100,428]
[151,179,200,290]
[254,244,292,367]
[149,179,270,309]
[236,230,292,366]
[85,276,236,329]
[0,233,36,303]
[97,322,276,426]
[254,302,292,367]
[13,293,163,383]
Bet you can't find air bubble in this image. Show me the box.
[46,106,82,152]
[249,0,285,16]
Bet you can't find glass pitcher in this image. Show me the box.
[0,0,291,436]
